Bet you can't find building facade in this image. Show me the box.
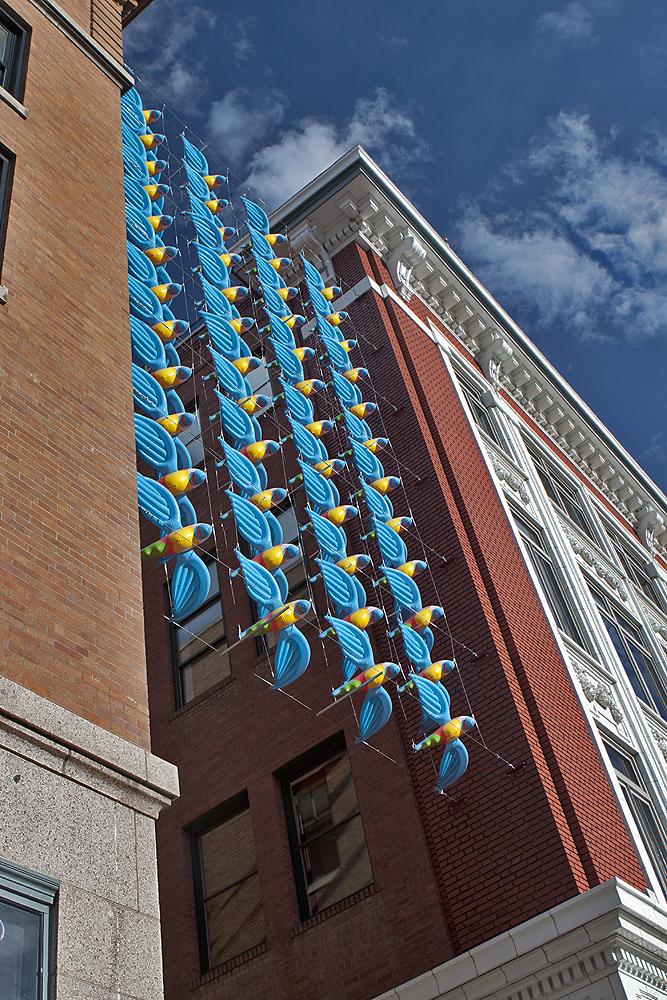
[0,0,177,997]
[138,146,667,1000]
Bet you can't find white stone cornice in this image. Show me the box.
[270,148,667,559]
[370,879,667,1000]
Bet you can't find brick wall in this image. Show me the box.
[0,0,149,747]
[91,0,123,62]
[141,238,647,997]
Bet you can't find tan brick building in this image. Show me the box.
[0,0,177,996]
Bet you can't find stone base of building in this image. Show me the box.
[0,676,179,999]
[374,879,667,1000]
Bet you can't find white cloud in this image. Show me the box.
[233,16,256,63]
[208,88,288,166]
[243,87,428,209]
[124,0,215,108]
[456,111,667,343]
[641,431,667,466]
[536,2,594,43]
[380,36,409,47]
[535,0,616,46]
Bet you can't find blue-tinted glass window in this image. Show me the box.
[0,859,57,1000]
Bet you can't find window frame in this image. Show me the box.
[604,522,667,613]
[601,738,667,897]
[512,508,588,650]
[0,142,15,277]
[170,553,230,707]
[278,733,373,923]
[0,3,30,102]
[455,369,502,446]
[526,443,597,541]
[189,791,265,974]
[0,857,58,1000]
[589,583,667,722]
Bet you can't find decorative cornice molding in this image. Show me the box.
[574,664,623,722]
[485,447,531,504]
[650,618,667,644]
[562,526,629,600]
[371,878,667,1000]
[507,948,612,1000]
[27,0,133,92]
[650,727,667,764]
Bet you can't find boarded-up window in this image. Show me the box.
[194,800,265,970]
[290,752,373,917]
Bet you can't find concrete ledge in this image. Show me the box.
[0,675,179,806]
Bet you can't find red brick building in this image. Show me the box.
[141,149,667,999]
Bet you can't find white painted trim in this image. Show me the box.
[0,84,28,118]
[27,0,133,92]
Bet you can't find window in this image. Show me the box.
[605,525,667,612]
[0,5,29,101]
[513,512,586,648]
[527,445,596,540]
[258,499,315,653]
[280,736,373,921]
[192,794,265,972]
[245,358,274,416]
[172,558,230,704]
[0,858,58,1000]
[602,740,667,896]
[590,585,667,721]
[178,397,205,466]
[0,143,14,274]
[456,371,500,445]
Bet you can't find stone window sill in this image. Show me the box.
[0,85,28,118]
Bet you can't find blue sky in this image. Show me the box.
[125,0,667,490]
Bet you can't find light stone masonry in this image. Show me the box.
[0,676,179,999]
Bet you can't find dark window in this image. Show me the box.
[0,5,29,101]
[245,357,273,415]
[178,396,205,466]
[280,736,373,921]
[0,143,15,274]
[456,372,500,444]
[526,445,595,540]
[0,858,58,1000]
[192,794,265,972]
[258,499,315,653]
[605,526,667,612]
[513,512,587,648]
[172,557,230,704]
[602,740,667,896]
[590,585,667,721]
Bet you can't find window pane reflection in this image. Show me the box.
[291,754,373,916]
[0,900,42,1000]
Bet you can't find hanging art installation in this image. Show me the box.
[121,86,476,792]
